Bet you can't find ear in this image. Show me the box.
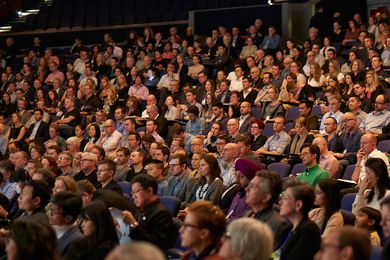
[368,218,375,227]
[262,193,272,204]
[64,215,73,224]
[295,199,303,212]
[33,196,41,209]
[200,228,210,240]
[340,246,353,259]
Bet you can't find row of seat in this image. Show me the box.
[11,0,268,32]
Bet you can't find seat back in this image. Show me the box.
[267,163,291,178]
[118,181,131,197]
[159,196,180,217]
[342,165,355,180]
[340,209,356,225]
[286,106,299,120]
[377,140,390,153]
[263,123,275,137]
[291,163,305,176]
[341,193,356,212]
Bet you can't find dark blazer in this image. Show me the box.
[130,199,175,249]
[242,89,258,104]
[92,190,137,215]
[155,114,168,138]
[98,179,123,195]
[280,217,321,260]
[239,115,255,134]
[249,207,291,249]
[25,121,50,144]
[251,134,268,151]
[58,225,83,256]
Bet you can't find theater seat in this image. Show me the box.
[159,196,180,217]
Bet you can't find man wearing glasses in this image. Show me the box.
[122,174,174,249]
[97,119,123,159]
[74,152,99,187]
[360,94,390,134]
[57,151,73,177]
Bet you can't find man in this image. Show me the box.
[254,72,273,104]
[73,49,89,75]
[25,108,50,145]
[298,101,319,131]
[18,180,52,216]
[319,97,344,134]
[226,158,261,224]
[122,174,175,249]
[55,98,81,139]
[351,133,390,183]
[73,152,99,187]
[145,120,164,144]
[48,191,83,256]
[250,66,262,89]
[114,147,131,182]
[185,106,205,136]
[205,101,228,133]
[314,227,371,260]
[127,151,147,183]
[157,63,179,90]
[271,64,283,91]
[360,94,390,134]
[246,170,291,248]
[323,117,343,153]
[179,89,203,119]
[220,143,240,187]
[312,43,325,67]
[303,51,315,76]
[238,101,255,134]
[227,118,240,141]
[312,137,339,178]
[97,159,122,194]
[79,65,98,86]
[296,143,330,187]
[334,112,365,165]
[345,96,367,126]
[164,154,194,207]
[13,151,29,171]
[16,98,32,127]
[213,45,230,75]
[259,26,281,55]
[235,134,262,165]
[97,119,123,158]
[127,131,142,153]
[114,107,126,135]
[241,77,257,104]
[353,83,372,113]
[46,145,61,161]
[146,159,168,196]
[159,79,185,106]
[256,116,291,155]
[170,138,185,156]
[228,65,244,92]
[44,62,64,85]
[57,151,73,177]
[119,118,137,148]
[146,104,168,139]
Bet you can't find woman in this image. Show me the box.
[164,95,180,120]
[143,26,155,46]
[309,178,343,237]
[6,112,26,142]
[219,218,274,260]
[35,89,48,106]
[81,123,101,151]
[351,59,366,83]
[202,93,216,122]
[365,70,384,104]
[342,19,360,46]
[74,125,85,144]
[125,96,141,117]
[326,59,344,84]
[7,215,60,260]
[341,50,360,74]
[41,156,60,176]
[0,92,16,117]
[286,116,314,155]
[307,63,324,88]
[66,137,80,154]
[201,79,216,106]
[116,74,129,104]
[320,37,334,59]
[277,181,321,259]
[290,61,306,86]
[46,89,61,119]
[261,86,285,121]
[30,146,45,160]
[98,76,113,100]
[283,39,296,58]
[352,157,390,214]
[205,121,223,153]
[53,176,78,195]
[261,55,275,76]
[94,53,110,77]
[102,86,120,117]
[250,119,267,151]
[180,201,225,260]
[240,37,257,60]
[189,154,223,205]
[341,73,356,104]
[162,42,174,60]
[65,201,118,260]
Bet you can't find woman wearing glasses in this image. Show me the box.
[180,201,225,260]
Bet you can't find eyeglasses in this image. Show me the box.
[215,142,226,145]
[250,126,259,129]
[169,163,182,167]
[47,207,63,216]
[131,188,144,195]
[181,223,201,230]
[300,152,311,157]
[374,101,387,105]
[57,157,70,161]
[104,125,114,128]
[81,158,94,162]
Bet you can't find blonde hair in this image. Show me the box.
[55,176,78,193]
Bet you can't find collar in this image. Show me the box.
[305,164,320,175]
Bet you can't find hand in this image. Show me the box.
[356,149,365,163]
[177,208,189,219]
[333,153,345,159]
[358,177,370,195]
[122,210,137,225]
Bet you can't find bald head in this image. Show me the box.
[312,136,328,154]
[223,143,240,162]
[360,133,377,154]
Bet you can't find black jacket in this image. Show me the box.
[25,121,50,144]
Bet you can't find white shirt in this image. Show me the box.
[358,149,390,181]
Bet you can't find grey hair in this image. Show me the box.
[108,242,165,260]
[227,218,274,260]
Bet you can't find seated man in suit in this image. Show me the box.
[48,191,83,256]
[25,108,50,146]
[164,153,195,208]
[122,174,175,250]
[238,101,255,134]
[96,159,122,195]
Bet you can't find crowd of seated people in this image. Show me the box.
[0,2,389,259]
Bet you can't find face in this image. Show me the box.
[48,203,67,226]
[97,164,112,183]
[190,140,203,153]
[227,120,239,135]
[53,179,67,195]
[116,151,128,165]
[381,205,390,238]
[365,167,378,188]
[216,139,227,154]
[104,121,115,135]
[240,102,251,115]
[250,123,262,136]
[355,211,370,229]
[245,176,265,207]
[279,188,297,218]
[179,212,203,249]
[80,219,95,237]
[18,185,36,212]
[80,156,96,171]
[222,144,236,162]
[57,153,71,168]
[130,152,143,165]
[298,103,310,116]
[324,118,337,134]
[191,154,202,170]
[262,73,271,85]
[131,182,150,208]
[314,185,326,207]
[273,117,284,132]
[300,147,316,166]
[147,163,162,179]
[314,230,342,260]
[374,95,387,112]
[199,159,210,177]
